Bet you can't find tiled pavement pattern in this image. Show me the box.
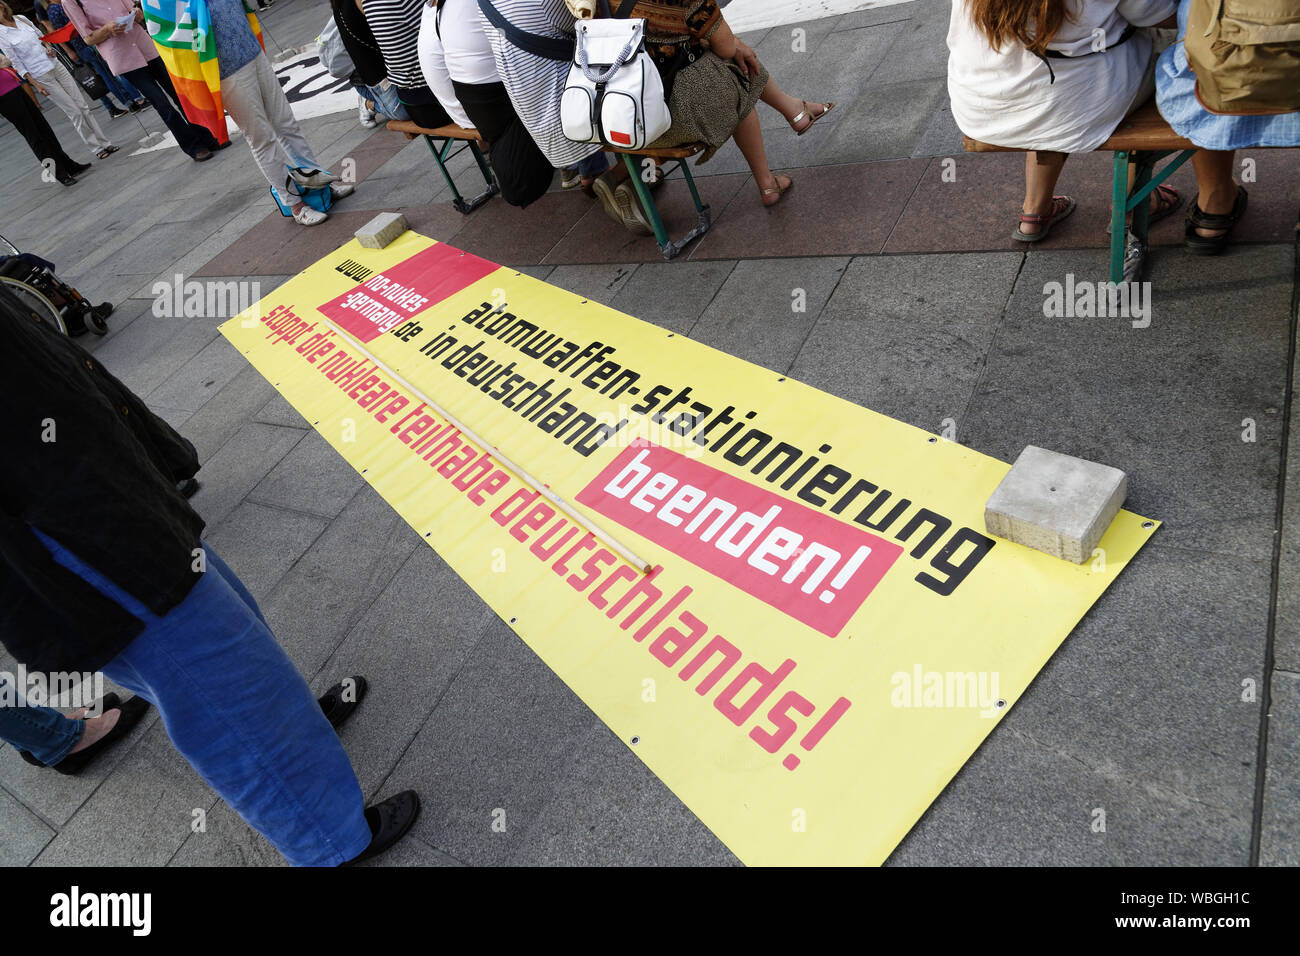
[1,0,1297,866]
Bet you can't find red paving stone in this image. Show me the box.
[197,129,1297,276]
[691,159,930,260]
[543,172,749,265]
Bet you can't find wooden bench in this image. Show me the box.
[964,102,1198,283]
[387,119,500,215]
[601,142,711,260]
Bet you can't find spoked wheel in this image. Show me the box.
[0,275,67,335]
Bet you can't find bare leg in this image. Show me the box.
[1019,150,1068,235]
[1190,149,1238,237]
[733,107,788,203]
[759,75,831,132]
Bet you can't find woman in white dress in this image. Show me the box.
[947,0,1181,240]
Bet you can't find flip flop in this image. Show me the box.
[318,675,369,729]
[1012,195,1076,242]
[95,145,119,160]
[343,790,422,866]
[793,101,834,136]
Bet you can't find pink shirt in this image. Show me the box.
[0,66,21,97]
[61,0,159,75]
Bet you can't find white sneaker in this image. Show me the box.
[287,167,337,189]
[294,205,328,226]
[358,96,378,129]
[330,181,355,199]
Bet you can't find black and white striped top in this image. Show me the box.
[363,0,429,90]
[476,0,601,168]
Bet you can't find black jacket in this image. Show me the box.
[0,283,205,674]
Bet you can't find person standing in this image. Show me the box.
[0,0,116,158]
[0,53,88,183]
[61,0,220,161]
[0,282,420,867]
[156,0,354,225]
[46,0,148,116]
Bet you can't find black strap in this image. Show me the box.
[476,0,575,61]
[1043,22,1136,59]
[598,0,638,17]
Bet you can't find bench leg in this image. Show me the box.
[619,154,712,261]
[1110,151,1130,284]
[423,135,497,215]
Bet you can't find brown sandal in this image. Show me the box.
[792,101,834,136]
[760,173,793,207]
[1012,195,1076,242]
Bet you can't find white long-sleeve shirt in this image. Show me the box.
[0,16,58,81]
[947,0,1177,152]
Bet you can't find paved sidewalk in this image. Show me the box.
[1,0,1297,866]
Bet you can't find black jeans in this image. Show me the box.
[0,86,78,177]
[395,84,452,131]
[120,58,219,157]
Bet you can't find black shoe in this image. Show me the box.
[68,161,91,174]
[318,676,368,729]
[192,148,213,162]
[343,791,420,866]
[18,694,123,768]
[107,106,128,118]
[175,477,201,498]
[57,173,77,186]
[49,695,150,775]
[129,99,148,112]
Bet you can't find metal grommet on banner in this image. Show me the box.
[1142,520,1155,529]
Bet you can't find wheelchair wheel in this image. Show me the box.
[0,275,68,335]
[0,234,19,258]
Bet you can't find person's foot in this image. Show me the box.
[48,695,152,775]
[68,161,91,174]
[107,106,128,118]
[294,204,329,226]
[95,145,119,160]
[589,168,625,225]
[759,172,792,206]
[317,676,368,729]
[1192,184,1240,237]
[330,181,355,200]
[176,477,200,498]
[789,100,833,135]
[358,97,378,129]
[68,707,121,753]
[57,173,77,186]
[343,790,421,866]
[1013,195,1076,241]
[129,99,148,112]
[288,167,337,189]
[614,181,654,235]
[560,164,582,189]
[192,148,213,162]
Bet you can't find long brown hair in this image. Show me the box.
[966,0,1074,56]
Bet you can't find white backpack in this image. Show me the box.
[560,16,671,150]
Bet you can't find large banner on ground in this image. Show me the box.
[220,232,1156,865]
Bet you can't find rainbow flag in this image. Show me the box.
[141,0,263,145]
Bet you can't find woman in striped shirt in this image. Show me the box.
[357,0,452,129]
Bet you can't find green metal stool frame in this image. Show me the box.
[388,121,500,215]
[1109,148,1195,283]
[605,143,712,260]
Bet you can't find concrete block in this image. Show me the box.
[355,212,409,249]
[985,446,1127,563]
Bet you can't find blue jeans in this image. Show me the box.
[34,530,372,866]
[0,679,84,766]
[577,151,610,177]
[353,81,408,122]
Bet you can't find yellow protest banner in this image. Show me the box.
[221,232,1156,865]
